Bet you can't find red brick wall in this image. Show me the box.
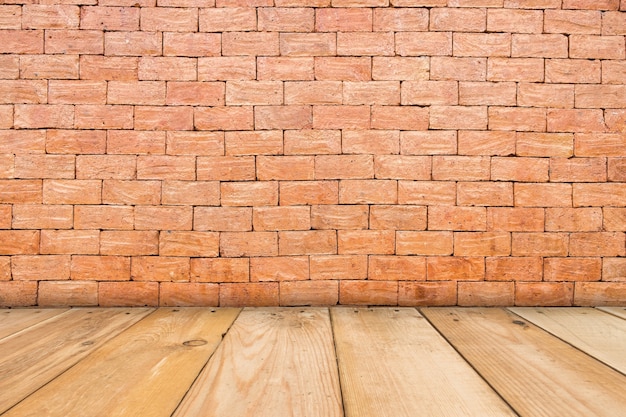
[1,0,625,307]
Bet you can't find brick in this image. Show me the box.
[280,281,339,306]
[100,0,155,5]
[401,131,456,155]
[226,81,282,106]
[284,81,342,105]
[257,57,314,81]
[0,130,45,154]
[428,206,487,231]
[314,57,371,81]
[608,158,626,181]
[140,7,197,32]
[46,130,105,155]
[564,0,619,9]
[159,231,219,257]
[41,230,99,255]
[570,232,625,256]
[12,255,69,281]
[71,255,130,281]
[191,258,249,283]
[0,108,10,130]
[333,0,387,6]
[603,61,626,85]
[457,182,514,206]
[197,156,255,181]
[486,256,543,281]
[0,80,47,104]
[199,7,256,32]
[195,207,251,232]
[315,155,373,179]
[373,106,429,131]
[574,183,626,207]
[454,33,511,58]
[491,157,549,182]
[0,56,18,80]
[80,56,138,81]
[337,32,394,56]
[489,107,546,131]
[487,207,544,231]
[163,33,220,57]
[136,155,194,181]
[342,131,398,155]
[430,106,487,130]
[544,257,601,281]
[369,256,426,281]
[223,32,279,56]
[402,81,458,105]
[515,183,572,207]
[575,282,626,306]
[278,230,337,255]
[107,81,164,105]
[545,10,601,34]
[372,57,428,82]
[487,57,544,82]
[14,104,74,129]
[512,34,568,58]
[375,9,429,32]
[159,282,219,307]
[339,179,397,204]
[220,232,278,257]
[603,257,626,281]
[575,133,626,156]
[258,7,314,32]
[396,31,452,56]
[256,105,313,130]
[167,82,225,106]
[99,282,158,307]
[0,30,43,54]
[431,57,486,81]
[457,131,515,156]
[100,230,158,256]
[253,206,310,230]
[337,230,396,255]
[458,282,514,306]
[0,180,42,204]
[310,254,367,280]
[0,281,37,307]
[162,181,219,206]
[224,130,282,156]
[11,204,71,230]
[346,81,401,105]
[217,0,271,6]
[139,57,196,81]
[603,11,626,35]
[166,131,222,156]
[135,206,192,231]
[280,33,335,56]
[0,155,12,179]
[550,157,606,182]
[108,130,166,155]
[198,57,256,80]
[38,281,98,307]
[221,182,278,206]
[20,55,78,80]
[454,232,511,256]
[43,179,100,205]
[279,180,338,205]
[427,256,485,281]
[398,181,456,205]
[515,282,574,307]
[519,83,575,109]
[80,6,139,31]
[0,206,10,230]
[46,30,103,55]
[311,204,368,230]
[511,232,569,256]
[250,256,309,281]
[102,180,159,205]
[398,281,456,306]
[570,35,625,59]
[339,281,398,305]
[576,84,626,108]
[0,6,21,29]
[604,208,626,231]
[375,155,429,180]
[459,82,516,106]
[486,8,542,33]
[284,130,341,155]
[15,154,74,179]
[432,156,490,181]
[105,31,161,56]
[74,105,133,129]
[448,0,503,5]
[195,106,253,131]
[135,106,193,131]
[547,109,606,133]
[219,283,279,307]
[430,7,486,32]
[22,5,79,29]
[397,231,453,255]
[504,0,561,7]
[546,59,601,84]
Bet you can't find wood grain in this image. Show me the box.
[423,308,626,417]
[597,306,626,320]
[3,307,240,417]
[510,307,626,374]
[173,308,343,417]
[331,307,516,417]
[0,308,152,414]
[0,308,68,340]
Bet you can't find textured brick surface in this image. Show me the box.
[0,1,625,307]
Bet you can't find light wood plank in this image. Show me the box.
[173,308,343,417]
[3,307,240,417]
[331,308,517,417]
[597,306,626,320]
[423,308,626,417]
[0,308,69,340]
[509,307,626,374]
[0,308,152,414]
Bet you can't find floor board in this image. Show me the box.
[597,306,626,320]
[0,308,68,341]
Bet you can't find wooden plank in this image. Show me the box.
[0,307,152,415]
[3,307,240,417]
[0,308,68,340]
[510,307,626,374]
[597,306,626,320]
[331,308,517,417]
[173,308,343,417]
[423,308,626,417]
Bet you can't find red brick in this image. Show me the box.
[518,83,575,109]
[372,57,428,81]
[166,131,222,156]
[339,180,397,204]
[550,157,606,182]
[315,155,373,179]
[577,84,626,109]
[431,57,486,81]
[80,6,139,31]
[504,0,561,7]
[162,181,219,206]
[545,10,601,34]
[458,282,514,306]
[99,281,158,307]
[338,230,395,254]
[38,281,98,307]
[369,205,426,230]
[12,204,72,229]
[371,106,429,130]
[603,11,626,35]
[195,106,253,131]
[258,7,314,32]
[159,231,219,257]
[220,232,278,257]
[14,104,74,129]
[512,34,568,58]
[100,0,155,5]
[603,257,626,281]
[279,230,337,255]
[517,133,572,158]
[512,232,569,256]
[314,57,371,81]
[427,256,485,281]
[337,32,394,56]
[402,80,458,105]
[314,105,370,129]
[279,181,338,205]
[198,57,256,80]
[221,181,278,206]
[100,230,158,256]
[369,256,426,281]
[140,7,197,32]
[108,131,164,156]
[280,281,339,306]
[250,256,309,281]
[253,206,310,231]
[0,281,38,307]
[219,282,279,307]
[0,30,43,54]
[373,7,428,31]
[284,81,342,105]
[491,157,549,182]
[191,258,249,283]
[396,31,452,56]
[430,105,487,129]
[604,207,626,231]
[564,0,619,9]
[20,55,78,80]
[398,281,456,306]
[255,105,313,130]
[459,82,516,106]
[136,155,195,180]
[454,33,511,57]
[448,0,503,5]
[79,56,138,81]
[310,205,367,230]
[429,206,487,231]
[570,232,625,256]
[574,183,626,207]
[105,31,161,56]
[487,57,544,82]
[347,81,402,105]
[41,230,99,255]
[107,81,164,105]
[196,156,255,181]
[457,131,515,156]
[396,231,453,255]
[135,206,192,231]
[489,107,546,131]
[401,131,457,155]
[398,181,456,205]
[375,155,429,180]
[546,59,601,84]
[0,80,47,104]
[544,257,601,282]
[280,33,335,57]
[486,8,543,33]
[576,134,626,157]
[0,6,21,29]
[226,81,282,106]
[163,32,220,57]
[199,7,256,32]
[432,156,490,181]
[101,180,159,206]
[71,255,130,281]
[0,56,18,80]
[0,206,10,230]
[43,180,99,205]
[74,105,133,129]
[454,232,511,256]
[547,109,606,133]
[487,208,544,233]
[15,154,75,180]
[46,130,105,155]
[609,158,626,181]
[340,281,398,305]
[284,130,341,155]
[603,61,626,85]
[333,0,386,6]
[223,32,279,56]
[139,57,196,81]
[46,30,103,55]
[22,5,79,29]
[570,35,625,59]
[342,131,398,155]
[257,57,314,81]
[310,254,367,280]
[0,180,41,204]
[217,0,271,7]
[430,7,486,32]
[486,256,543,281]
[159,282,219,307]
[575,282,626,306]
[515,282,574,307]
[457,182,514,206]
[194,207,251,232]
[12,255,69,281]
[515,183,572,207]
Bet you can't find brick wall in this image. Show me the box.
[1,0,625,308]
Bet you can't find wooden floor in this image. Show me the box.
[1,307,626,417]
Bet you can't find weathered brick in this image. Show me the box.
[396,32,452,56]
[430,7,486,32]
[574,133,626,156]
[398,281,456,306]
[0,281,38,307]
[575,282,626,306]
[195,106,254,131]
[603,257,626,281]
[23,5,80,29]
[375,155,430,180]
[310,254,367,280]
[459,82,516,106]
[79,56,138,81]
[136,155,195,180]
[398,180,456,205]
[191,258,249,283]
[0,131,43,154]
[99,281,159,307]
[546,59,601,84]
[135,106,194,131]
[257,57,314,81]
[338,230,395,254]
[486,256,543,281]
[71,255,130,281]
[226,81,283,106]
[0,30,43,54]
[258,7,314,32]
[255,105,313,130]
[41,230,99,255]
[337,32,394,56]
[197,156,255,181]
[491,157,549,182]
[250,256,309,281]
[339,281,398,305]
[162,181,220,206]
[515,183,572,207]
[564,0,619,9]
[570,232,625,256]
[544,257,601,281]
[20,55,78,80]
[397,231,453,255]
[280,281,338,306]
[284,130,341,155]
[74,105,133,129]
[432,156,490,181]
[195,207,251,232]
[458,282,515,306]
[402,80,458,105]
[135,206,192,231]
[545,10,601,34]
[550,157,607,182]
[164,32,221,57]
[165,131,222,156]
[518,83,575,109]
[80,6,139,31]
[574,183,626,207]
[454,232,511,256]
[105,31,161,56]
[515,282,574,307]
[279,230,337,255]
[45,30,102,55]
[47,129,106,155]
[159,282,219,307]
[369,256,426,281]
[339,179,397,204]
[512,34,568,58]
[221,181,278,206]
[401,131,457,155]
[219,282,279,307]
[38,281,98,307]
[374,8,427,31]
[430,105,487,129]
[487,207,545,232]
[159,231,219,257]
[140,7,197,32]
[100,230,158,256]
[486,8,543,33]
[511,232,569,256]
[457,131,515,155]
[602,10,626,35]
[427,256,485,281]
[279,181,339,205]
[284,81,342,105]
[487,57,544,82]
[431,57,486,81]
[280,33,335,56]
[102,180,160,205]
[15,154,75,179]
[12,255,70,281]
[253,206,311,230]
[570,35,625,59]
[310,205,368,230]
[107,81,165,105]
[489,107,546,131]
[198,57,256,81]
[199,7,256,32]
[12,204,72,230]
[457,182,514,206]
[315,155,373,179]
[428,206,487,231]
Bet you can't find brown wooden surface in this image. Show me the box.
[0,308,68,340]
